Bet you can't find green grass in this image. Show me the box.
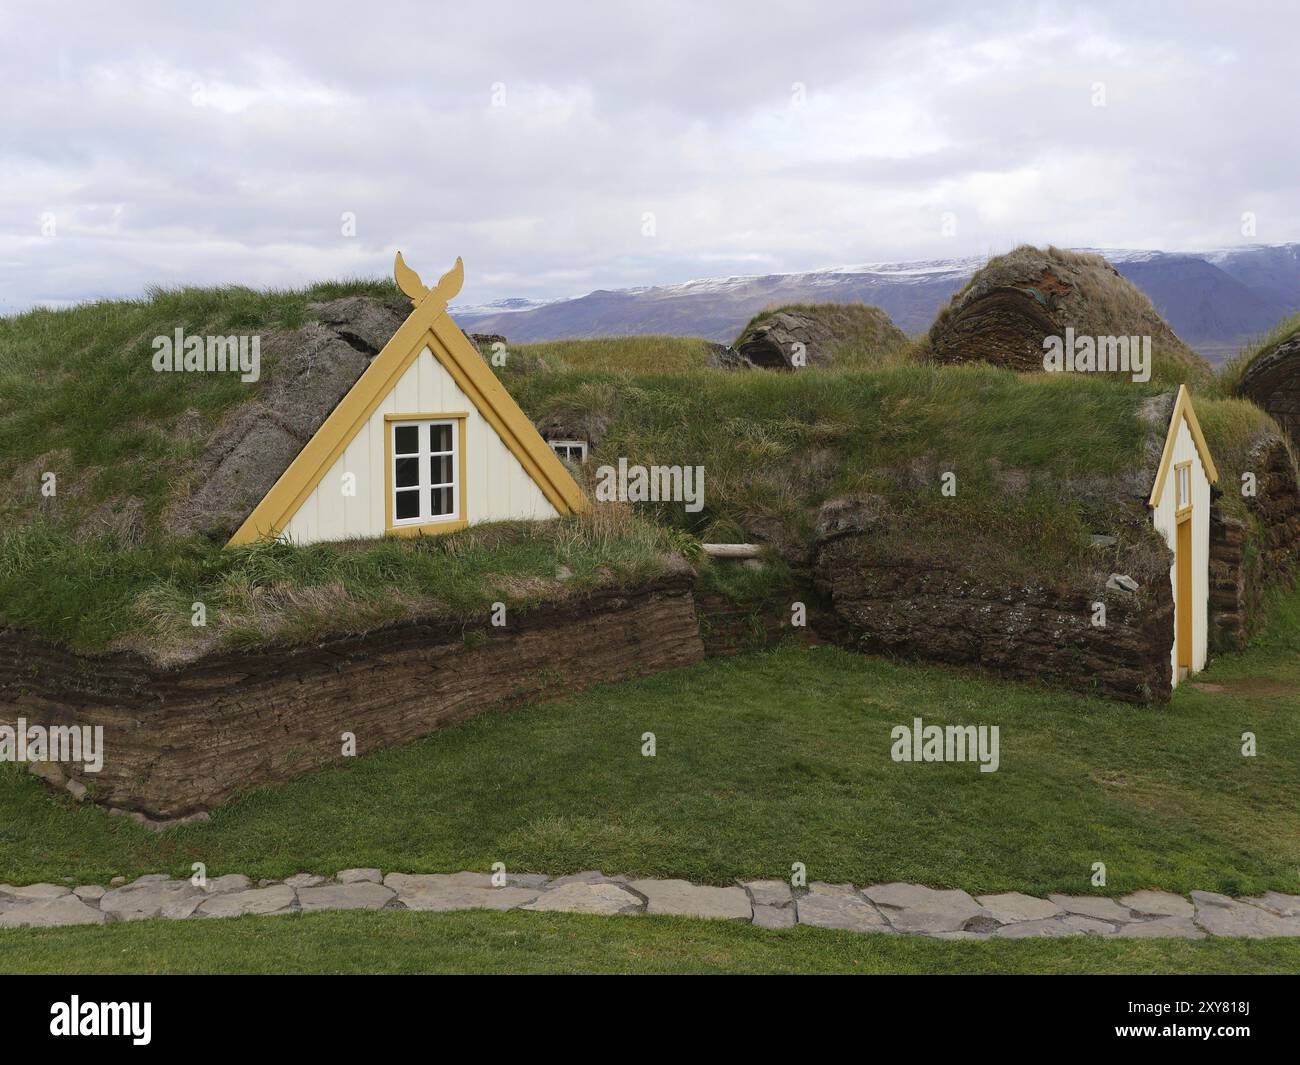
[513,362,1275,576]
[732,302,913,367]
[0,278,400,531]
[0,509,680,658]
[2,585,1297,895]
[3,909,1298,974]
[2,286,1288,655]
[511,334,716,372]
[1217,312,1300,396]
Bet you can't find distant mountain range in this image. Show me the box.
[454,244,1300,364]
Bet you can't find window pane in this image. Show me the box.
[432,454,454,485]
[395,490,420,520]
[431,423,453,453]
[395,456,419,488]
[394,425,419,454]
[432,486,454,516]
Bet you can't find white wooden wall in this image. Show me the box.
[282,346,559,544]
[1150,414,1211,684]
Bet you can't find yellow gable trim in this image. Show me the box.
[427,314,588,516]
[227,255,586,546]
[1147,384,1220,508]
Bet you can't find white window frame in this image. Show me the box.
[1175,461,1191,514]
[548,438,588,464]
[390,418,460,527]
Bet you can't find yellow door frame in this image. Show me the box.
[1174,460,1193,676]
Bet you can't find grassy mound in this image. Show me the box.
[0,279,401,540]
[0,508,682,661]
[926,246,1212,388]
[512,363,1276,581]
[505,335,716,373]
[1218,312,1300,396]
[733,302,912,369]
[2,283,1288,656]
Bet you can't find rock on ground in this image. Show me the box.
[864,882,987,933]
[628,879,752,920]
[385,873,538,912]
[1119,890,1194,919]
[796,884,891,934]
[296,883,396,913]
[99,879,201,920]
[1047,894,1136,923]
[742,879,794,907]
[522,882,643,915]
[1191,891,1300,937]
[976,892,1063,924]
[198,885,297,918]
[0,895,107,928]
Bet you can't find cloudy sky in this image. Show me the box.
[2,0,1297,314]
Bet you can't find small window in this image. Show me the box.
[1175,462,1191,512]
[549,439,588,464]
[390,419,459,526]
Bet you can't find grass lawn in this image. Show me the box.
[2,590,1297,898]
[3,909,1299,975]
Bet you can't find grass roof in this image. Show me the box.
[927,245,1213,389]
[1,284,1289,657]
[1217,311,1300,396]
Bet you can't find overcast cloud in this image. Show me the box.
[1,0,1297,314]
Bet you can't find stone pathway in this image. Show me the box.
[2,871,1298,938]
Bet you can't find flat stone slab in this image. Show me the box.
[506,874,552,890]
[796,885,891,933]
[198,885,296,918]
[976,892,1063,924]
[629,879,751,921]
[385,871,489,892]
[864,882,985,933]
[0,895,107,928]
[523,882,643,915]
[1119,890,1194,919]
[100,879,201,920]
[161,896,206,919]
[548,870,628,888]
[1113,917,1205,939]
[0,882,71,899]
[1047,894,1135,923]
[752,904,796,929]
[993,914,1115,938]
[205,874,253,894]
[297,883,396,912]
[10,867,1300,938]
[1241,892,1300,918]
[1192,891,1300,937]
[387,873,538,912]
[743,879,794,907]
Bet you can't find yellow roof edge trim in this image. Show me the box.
[427,314,588,516]
[227,254,586,547]
[1148,384,1220,508]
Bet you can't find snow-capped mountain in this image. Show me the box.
[454,244,1300,363]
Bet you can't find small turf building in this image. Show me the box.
[229,255,586,546]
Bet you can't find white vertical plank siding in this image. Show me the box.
[280,347,559,544]
[1150,414,1211,686]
